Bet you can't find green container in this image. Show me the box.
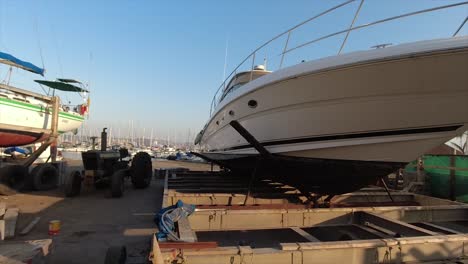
[421,155,468,202]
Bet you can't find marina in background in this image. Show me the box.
[0,1,467,263]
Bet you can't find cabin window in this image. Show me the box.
[220,82,248,103]
[230,82,246,91]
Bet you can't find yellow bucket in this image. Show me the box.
[48,220,61,235]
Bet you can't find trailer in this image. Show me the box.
[104,119,468,263]
[140,169,468,264]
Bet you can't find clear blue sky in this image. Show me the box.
[0,1,466,142]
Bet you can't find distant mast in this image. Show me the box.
[150,128,154,148]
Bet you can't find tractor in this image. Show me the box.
[65,128,152,198]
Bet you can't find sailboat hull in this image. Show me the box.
[0,130,46,147]
[0,97,84,147]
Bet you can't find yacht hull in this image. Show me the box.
[199,38,468,193]
[202,40,468,162]
[194,152,405,194]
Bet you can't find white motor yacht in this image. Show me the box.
[194,2,468,194]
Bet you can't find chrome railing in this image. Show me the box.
[209,0,468,116]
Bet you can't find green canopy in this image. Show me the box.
[35,80,89,93]
[56,78,82,84]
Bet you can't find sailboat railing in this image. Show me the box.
[209,0,468,117]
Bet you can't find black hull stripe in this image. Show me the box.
[212,124,463,152]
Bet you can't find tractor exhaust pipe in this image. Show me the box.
[101,128,108,151]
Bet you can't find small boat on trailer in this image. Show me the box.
[0,52,90,147]
[194,1,468,195]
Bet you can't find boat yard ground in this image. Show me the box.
[3,159,468,263]
[2,160,213,264]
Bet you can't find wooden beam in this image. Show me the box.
[20,217,41,236]
[151,234,164,264]
[290,227,321,242]
[358,212,438,237]
[158,241,218,249]
[363,222,398,237]
[352,224,391,238]
[0,202,5,217]
[2,208,19,239]
[421,222,461,234]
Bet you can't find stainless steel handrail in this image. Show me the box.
[453,16,468,37]
[209,0,357,116]
[283,1,468,55]
[338,0,365,55]
[209,1,468,117]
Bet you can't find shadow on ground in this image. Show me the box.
[0,160,174,264]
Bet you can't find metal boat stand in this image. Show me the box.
[228,120,271,206]
[228,121,323,207]
[195,120,399,208]
[230,120,399,206]
[380,177,395,203]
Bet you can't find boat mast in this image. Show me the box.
[109,127,112,147]
[131,120,135,145]
[150,128,153,148]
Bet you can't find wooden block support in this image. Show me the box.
[177,216,197,242]
[3,208,19,239]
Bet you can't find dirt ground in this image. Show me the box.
[1,159,213,264]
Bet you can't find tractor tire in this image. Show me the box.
[130,152,152,189]
[111,169,125,198]
[65,170,82,197]
[113,161,129,172]
[104,245,127,264]
[31,164,58,191]
[0,165,28,195]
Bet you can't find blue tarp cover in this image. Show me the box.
[0,51,44,76]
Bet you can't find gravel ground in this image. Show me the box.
[2,159,213,263]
